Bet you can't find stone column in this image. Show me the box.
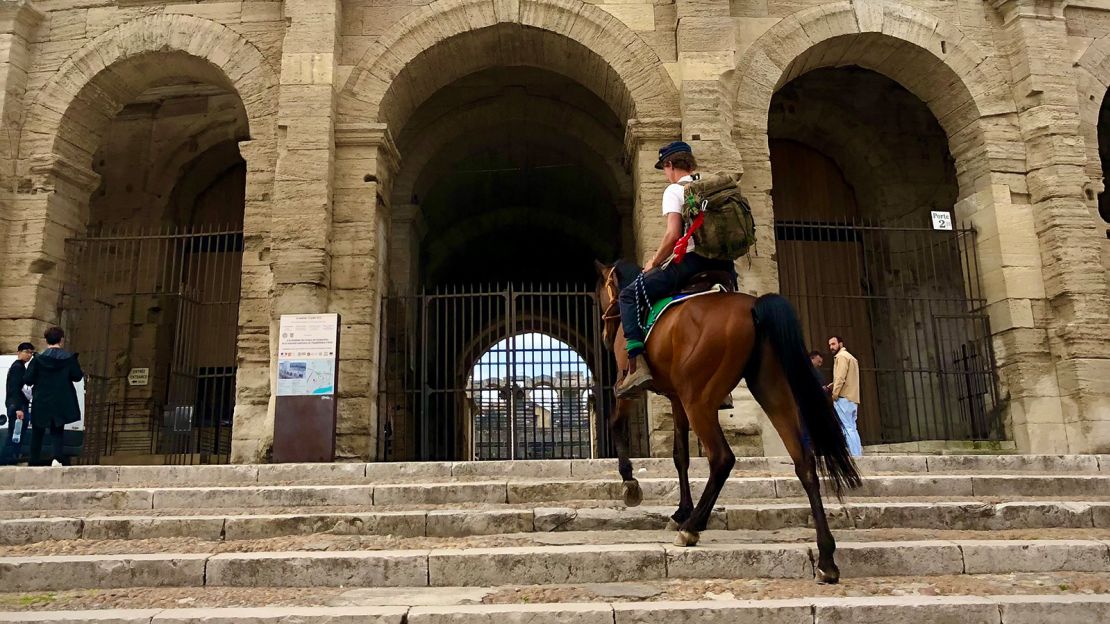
[991,0,1110,451]
[332,123,399,460]
[388,204,424,296]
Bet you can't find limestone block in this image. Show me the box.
[926,454,1100,474]
[833,541,964,578]
[365,462,454,481]
[82,516,225,541]
[960,539,1110,574]
[426,510,534,537]
[507,479,622,503]
[596,4,655,31]
[223,512,427,541]
[428,544,665,586]
[814,596,1001,624]
[0,488,154,512]
[0,553,208,591]
[151,485,373,510]
[666,543,812,580]
[409,604,614,624]
[0,517,82,545]
[848,475,974,498]
[453,460,573,479]
[0,465,120,488]
[999,595,1110,624]
[971,475,1108,497]
[116,465,259,487]
[679,51,734,81]
[206,551,429,587]
[374,482,506,506]
[678,18,735,53]
[255,462,367,483]
[164,2,243,22]
[153,606,408,624]
[614,600,811,624]
[676,0,730,19]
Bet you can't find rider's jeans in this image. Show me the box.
[618,252,735,350]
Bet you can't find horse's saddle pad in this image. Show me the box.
[643,271,735,340]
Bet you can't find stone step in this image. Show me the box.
[4,500,1110,545]
[1,595,1109,624]
[0,455,1105,489]
[2,538,1108,591]
[2,474,1109,511]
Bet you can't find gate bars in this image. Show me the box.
[775,217,1001,444]
[378,283,650,462]
[60,225,243,465]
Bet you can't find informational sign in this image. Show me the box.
[277,314,339,396]
[127,368,149,386]
[930,210,953,231]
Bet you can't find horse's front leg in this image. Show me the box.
[611,398,642,507]
[668,397,694,529]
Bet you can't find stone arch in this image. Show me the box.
[1075,33,1110,205]
[732,1,1020,199]
[20,13,277,182]
[339,0,680,131]
[394,93,630,206]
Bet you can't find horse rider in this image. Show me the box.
[615,141,736,399]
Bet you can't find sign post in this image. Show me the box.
[273,313,340,462]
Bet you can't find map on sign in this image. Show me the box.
[277,314,339,397]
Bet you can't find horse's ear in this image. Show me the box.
[593,259,608,276]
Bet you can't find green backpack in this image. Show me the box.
[680,173,757,261]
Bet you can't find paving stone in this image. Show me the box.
[0,553,208,591]
[0,488,154,511]
[152,485,373,509]
[665,544,812,579]
[223,512,427,540]
[426,509,533,537]
[82,516,225,540]
[152,606,409,623]
[614,600,811,624]
[832,541,965,578]
[206,551,429,587]
[428,544,665,586]
[408,604,613,624]
[256,463,366,484]
[958,539,1110,574]
[0,517,82,545]
[375,482,506,506]
[997,594,1110,623]
[812,595,1002,623]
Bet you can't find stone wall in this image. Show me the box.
[0,0,1106,461]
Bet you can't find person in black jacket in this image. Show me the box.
[24,327,84,466]
[1,342,35,465]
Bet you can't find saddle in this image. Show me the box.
[678,270,737,295]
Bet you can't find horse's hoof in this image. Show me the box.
[622,479,643,507]
[816,566,840,585]
[666,518,679,531]
[674,530,700,547]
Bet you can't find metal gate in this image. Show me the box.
[378,284,649,461]
[775,217,1001,444]
[60,225,242,465]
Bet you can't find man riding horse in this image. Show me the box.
[614,141,736,398]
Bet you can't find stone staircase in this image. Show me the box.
[0,455,1109,622]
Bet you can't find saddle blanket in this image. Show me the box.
[644,285,726,342]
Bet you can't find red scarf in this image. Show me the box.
[672,212,704,264]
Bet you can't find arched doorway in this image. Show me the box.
[769,67,1000,445]
[53,54,252,464]
[1095,90,1110,283]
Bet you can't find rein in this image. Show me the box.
[601,267,621,322]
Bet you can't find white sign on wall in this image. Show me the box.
[127,368,149,386]
[930,210,953,231]
[277,314,339,397]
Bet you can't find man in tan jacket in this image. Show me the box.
[827,336,862,457]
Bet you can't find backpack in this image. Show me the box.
[680,173,757,261]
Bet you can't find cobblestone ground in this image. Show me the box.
[1,572,1107,611]
[4,527,1110,556]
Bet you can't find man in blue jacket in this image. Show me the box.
[24,327,84,466]
[1,342,35,465]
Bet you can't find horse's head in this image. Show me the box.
[594,259,626,351]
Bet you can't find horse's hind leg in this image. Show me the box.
[748,352,840,583]
[674,398,734,547]
[668,398,693,529]
[611,398,642,507]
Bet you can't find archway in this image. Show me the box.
[769,67,999,446]
[12,16,277,464]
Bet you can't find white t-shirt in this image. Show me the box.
[663,175,694,253]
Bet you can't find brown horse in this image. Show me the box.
[596,259,861,584]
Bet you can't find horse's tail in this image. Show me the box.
[752,294,861,496]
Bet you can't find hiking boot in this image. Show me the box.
[616,355,654,398]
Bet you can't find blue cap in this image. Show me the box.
[655,141,693,170]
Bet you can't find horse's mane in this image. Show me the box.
[613,259,640,290]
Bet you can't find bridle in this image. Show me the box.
[601,267,620,322]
